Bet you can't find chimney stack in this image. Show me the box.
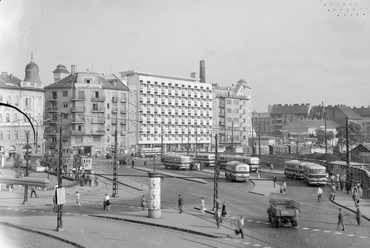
[71,65,76,75]
[200,60,205,83]
[191,72,197,79]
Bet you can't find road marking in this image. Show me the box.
[247,219,253,222]
[243,242,250,244]
[252,244,261,247]
[14,209,19,211]
[302,227,310,230]
[359,236,368,239]
[65,213,71,215]
[264,222,270,224]
[312,229,321,232]
[31,210,36,212]
[346,234,355,237]
[323,230,331,233]
[255,221,261,223]
[334,232,343,235]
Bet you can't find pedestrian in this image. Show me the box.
[30,185,37,198]
[104,194,110,210]
[200,161,204,170]
[75,191,81,207]
[282,181,287,194]
[339,176,343,191]
[215,198,220,210]
[270,163,274,172]
[95,176,99,187]
[318,186,323,202]
[79,176,84,190]
[141,195,146,210]
[214,209,221,229]
[330,185,336,201]
[144,160,147,167]
[131,159,135,168]
[352,187,359,206]
[273,176,277,187]
[200,197,206,216]
[267,162,270,169]
[234,216,244,239]
[221,202,227,222]
[53,195,57,212]
[178,195,183,213]
[358,186,363,199]
[337,208,345,231]
[356,206,361,225]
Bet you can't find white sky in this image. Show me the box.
[1,0,370,111]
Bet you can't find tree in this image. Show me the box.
[335,122,363,147]
[13,153,24,170]
[314,129,335,145]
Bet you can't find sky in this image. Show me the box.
[1,0,370,112]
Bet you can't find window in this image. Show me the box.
[0,114,2,122]
[62,138,68,143]
[227,117,232,122]
[13,113,17,122]
[51,137,57,143]
[75,137,83,143]
[63,91,68,97]
[227,100,231,105]
[107,103,110,109]
[0,96,2,103]
[93,137,101,142]
[63,114,68,119]
[94,91,100,98]
[234,109,239,114]
[25,98,31,107]
[234,100,239,105]
[52,92,57,99]
[63,103,68,108]
[0,131,2,139]
[227,108,232,113]
[14,131,18,140]
[6,131,10,139]
[78,91,84,99]
[84,78,91,84]
[6,113,10,122]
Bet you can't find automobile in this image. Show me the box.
[105,154,112,159]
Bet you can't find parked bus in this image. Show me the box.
[302,162,327,185]
[284,160,304,180]
[163,154,192,170]
[138,147,162,158]
[195,154,216,167]
[218,154,260,172]
[224,161,250,182]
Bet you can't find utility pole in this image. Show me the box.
[231,121,234,153]
[23,132,29,205]
[213,134,218,210]
[258,124,261,157]
[251,123,254,155]
[56,112,64,231]
[112,114,118,198]
[161,125,164,158]
[187,126,190,155]
[346,117,350,167]
[196,126,198,157]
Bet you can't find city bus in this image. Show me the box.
[218,154,260,172]
[163,154,192,170]
[302,162,327,185]
[284,160,304,180]
[195,153,216,167]
[224,161,250,182]
[138,147,162,158]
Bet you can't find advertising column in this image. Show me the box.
[148,172,161,218]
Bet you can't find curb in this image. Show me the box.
[0,220,85,248]
[88,214,226,238]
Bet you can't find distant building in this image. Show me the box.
[0,54,45,164]
[252,111,272,137]
[352,106,370,143]
[44,65,129,158]
[325,105,362,126]
[120,63,213,153]
[212,79,252,149]
[269,103,311,134]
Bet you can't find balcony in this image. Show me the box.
[112,97,119,102]
[49,106,58,112]
[91,96,106,102]
[49,97,58,102]
[49,119,58,124]
[91,130,105,136]
[120,120,126,125]
[120,98,126,103]
[219,102,225,107]
[72,130,85,135]
[92,119,105,124]
[72,118,85,124]
[71,107,85,113]
[45,130,58,136]
[72,96,86,101]
[120,109,126,114]
[112,109,118,114]
[112,120,118,125]
[91,107,105,113]
[219,112,225,117]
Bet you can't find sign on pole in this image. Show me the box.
[56,187,66,205]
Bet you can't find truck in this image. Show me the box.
[267,194,300,228]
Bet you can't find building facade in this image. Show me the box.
[120,70,213,153]
[44,65,129,158]
[252,111,272,137]
[0,55,45,165]
[212,79,252,149]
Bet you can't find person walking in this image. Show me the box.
[75,191,81,207]
[270,163,274,172]
[178,195,183,213]
[144,160,147,167]
[214,209,221,229]
[234,216,244,239]
[282,181,287,194]
[131,159,135,168]
[273,176,277,187]
[337,208,345,231]
[215,198,220,211]
[141,195,146,210]
[318,186,323,202]
[221,202,227,218]
[200,197,206,216]
[356,206,361,225]
[52,195,57,212]
[339,176,344,191]
[330,185,336,201]
[30,186,37,198]
[104,194,110,210]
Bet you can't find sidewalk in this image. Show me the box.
[1,165,370,247]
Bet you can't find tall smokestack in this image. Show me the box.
[71,65,76,75]
[200,60,205,83]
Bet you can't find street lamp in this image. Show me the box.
[56,112,66,232]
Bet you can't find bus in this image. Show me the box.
[218,154,260,172]
[138,147,162,158]
[163,154,192,170]
[284,160,304,180]
[224,161,250,182]
[302,162,327,185]
[195,154,216,167]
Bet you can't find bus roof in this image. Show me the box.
[301,162,325,169]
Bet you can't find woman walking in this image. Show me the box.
[214,209,221,229]
[200,197,206,216]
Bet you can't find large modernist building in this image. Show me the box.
[120,61,213,153]
[212,79,253,149]
[0,55,45,165]
[44,65,130,158]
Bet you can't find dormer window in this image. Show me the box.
[84,78,92,84]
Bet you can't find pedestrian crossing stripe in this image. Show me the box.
[243,242,250,244]
[302,228,310,230]
[334,232,343,235]
[247,219,253,222]
[346,234,354,237]
[313,229,321,231]
[359,236,368,239]
[252,244,261,247]
[323,231,331,233]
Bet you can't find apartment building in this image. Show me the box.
[120,66,213,153]
[44,65,129,158]
[212,79,252,149]
[0,55,45,164]
[252,112,272,136]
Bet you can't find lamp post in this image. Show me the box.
[56,112,65,231]
[23,132,30,205]
[213,134,218,210]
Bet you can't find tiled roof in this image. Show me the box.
[44,74,74,89]
[352,107,370,117]
[52,64,70,74]
[336,105,362,120]
[0,73,22,89]
[280,119,339,132]
[271,104,310,115]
